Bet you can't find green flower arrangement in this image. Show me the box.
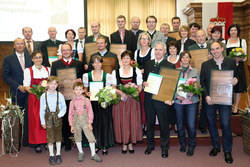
[118,82,140,101]
[95,86,120,108]
[30,80,47,100]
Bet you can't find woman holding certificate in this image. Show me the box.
[23,51,50,153]
[173,51,200,156]
[111,50,143,154]
[83,55,115,155]
[223,24,247,114]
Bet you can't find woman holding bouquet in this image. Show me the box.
[111,50,143,154]
[222,24,247,114]
[173,51,200,156]
[83,55,115,155]
[23,51,50,153]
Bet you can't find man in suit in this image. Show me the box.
[2,38,33,109]
[137,15,165,50]
[85,21,110,50]
[110,15,136,54]
[143,42,175,158]
[51,43,85,151]
[41,27,64,67]
[22,27,41,55]
[188,29,211,135]
[171,16,181,32]
[200,41,238,164]
[88,36,119,71]
[75,27,87,66]
[160,23,176,55]
[130,16,144,50]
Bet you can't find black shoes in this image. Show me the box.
[180,146,186,153]
[65,144,72,152]
[102,150,108,155]
[35,146,42,153]
[224,152,233,164]
[199,127,208,134]
[128,149,135,154]
[162,150,168,158]
[144,147,154,155]
[209,147,221,156]
[49,156,55,165]
[121,149,127,154]
[55,155,62,164]
[186,148,194,156]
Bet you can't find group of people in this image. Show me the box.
[2,14,248,165]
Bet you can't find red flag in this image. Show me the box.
[218,2,233,40]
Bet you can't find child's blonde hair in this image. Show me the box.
[72,81,84,90]
[47,76,59,84]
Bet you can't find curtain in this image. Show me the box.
[87,0,176,37]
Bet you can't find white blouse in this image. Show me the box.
[222,38,247,53]
[134,48,155,62]
[82,70,112,87]
[23,65,50,87]
[111,67,142,86]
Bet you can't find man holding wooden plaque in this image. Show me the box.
[41,27,63,67]
[188,29,211,135]
[200,41,238,164]
[51,43,84,151]
[88,36,119,72]
[143,42,175,158]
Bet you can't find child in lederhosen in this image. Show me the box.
[68,82,102,162]
[40,76,66,165]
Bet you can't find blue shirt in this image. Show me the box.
[40,91,66,125]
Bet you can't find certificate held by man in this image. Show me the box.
[144,72,163,95]
[89,81,104,101]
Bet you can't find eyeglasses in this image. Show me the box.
[147,21,156,24]
[62,49,71,52]
[33,56,42,59]
[141,38,149,41]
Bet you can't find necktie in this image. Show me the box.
[200,44,204,48]
[80,40,83,48]
[120,31,124,43]
[19,55,25,70]
[27,40,32,54]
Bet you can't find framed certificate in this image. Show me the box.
[152,67,181,102]
[144,73,163,95]
[56,68,77,100]
[210,70,234,105]
[47,47,58,65]
[110,43,127,67]
[89,82,104,101]
[190,49,209,73]
[168,32,181,40]
[85,42,99,64]
[102,57,117,74]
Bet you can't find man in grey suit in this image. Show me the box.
[137,15,165,50]
[22,27,41,55]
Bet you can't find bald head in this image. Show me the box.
[91,21,101,35]
[196,30,206,44]
[48,27,57,40]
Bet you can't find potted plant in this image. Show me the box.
[0,95,24,156]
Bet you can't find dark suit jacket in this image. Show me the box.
[87,51,120,71]
[110,29,136,54]
[41,39,64,67]
[200,57,237,98]
[177,38,196,54]
[130,29,144,51]
[24,40,41,56]
[2,52,33,106]
[51,59,85,79]
[143,59,175,99]
[85,35,110,50]
[188,42,211,52]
